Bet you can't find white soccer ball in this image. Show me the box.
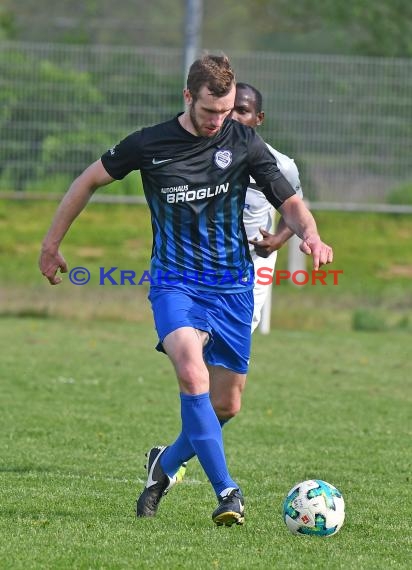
[282,479,345,537]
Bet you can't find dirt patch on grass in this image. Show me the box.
[378,265,412,279]
[75,247,105,259]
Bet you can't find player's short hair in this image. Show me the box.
[187,54,235,101]
[236,82,263,114]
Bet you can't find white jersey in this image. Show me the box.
[243,143,303,332]
[243,144,303,249]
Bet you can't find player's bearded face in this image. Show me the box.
[189,102,206,136]
[188,85,235,137]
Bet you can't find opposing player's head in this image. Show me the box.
[231,82,264,129]
[183,54,236,137]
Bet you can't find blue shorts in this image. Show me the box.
[148,283,254,374]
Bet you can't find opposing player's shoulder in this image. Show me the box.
[266,143,296,173]
[266,143,302,195]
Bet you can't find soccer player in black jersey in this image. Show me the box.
[39,54,333,526]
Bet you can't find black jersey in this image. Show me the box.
[101,115,295,291]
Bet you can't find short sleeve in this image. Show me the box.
[101,131,143,180]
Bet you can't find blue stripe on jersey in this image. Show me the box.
[149,190,253,292]
[149,193,161,259]
[188,204,204,272]
[151,192,179,269]
[172,203,185,268]
[223,191,234,269]
[231,188,249,269]
[205,198,220,272]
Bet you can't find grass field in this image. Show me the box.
[1,318,411,569]
[0,199,411,568]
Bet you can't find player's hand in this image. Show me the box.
[248,228,284,258]
[300,235,333,270]
[39,248,68,285]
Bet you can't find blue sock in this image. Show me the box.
[161,431,195,475]
[161,415,230,477]
[162,392,238,496]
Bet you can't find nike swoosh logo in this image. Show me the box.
[146,466,158,488]
[146,453,160,487]
[146,447,167,488]
[152,158,173,164]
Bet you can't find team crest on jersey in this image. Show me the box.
[214,149,232,169]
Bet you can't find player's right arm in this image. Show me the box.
[39,159,114,285]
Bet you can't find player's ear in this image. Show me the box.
[183,88,193,106]
[256,111,265,126]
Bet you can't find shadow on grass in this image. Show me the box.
[0,308,51,319]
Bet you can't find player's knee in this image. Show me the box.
[176,361,209,393]
[214,398,241,420]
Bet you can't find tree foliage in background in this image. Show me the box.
[253,0,412,57]
[0,48,111,190]
[0,45,182,192]
[1,0,411,57]
[0,5,16,40]
[0,1,410,197]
